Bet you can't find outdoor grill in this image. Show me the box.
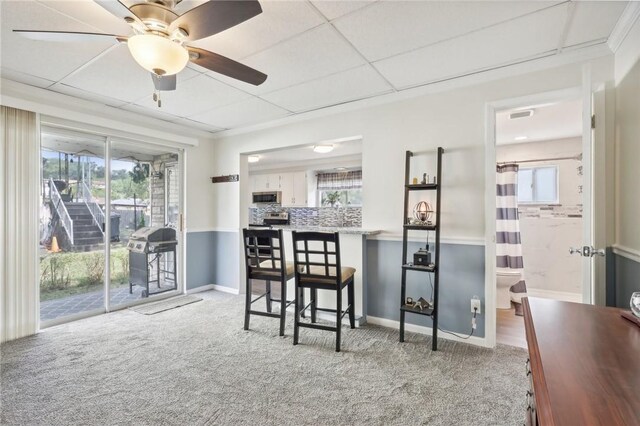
[127,227,177,297]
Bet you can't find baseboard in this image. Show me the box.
[526,288,582,303]
[187,284,216,294]
[366,316,490,348]
[211,284,240,295]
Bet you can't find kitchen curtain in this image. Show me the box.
[1,106,40,343]
[316,170,362,190]
[496,164,528,316]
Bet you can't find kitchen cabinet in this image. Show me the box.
[280,172,307,207]
[252,174,280,191]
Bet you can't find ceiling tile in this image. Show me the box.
[334,0,561,62]
[564,1,628,48]
[134,74,252,117]
[171,117,225,133]
[119,103,183,122]
[49,83,128,107]
[262,65,392,112]
[0,1,116,82]
[0,67,54,88]
[205,24,366,95]
[60,44,164,103]
[190,0,324,59]
[311,1,377,21]
[374,4,568,89]
[38,0,132,35]
[191,97,289,129]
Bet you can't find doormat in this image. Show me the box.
[130,295,203,315]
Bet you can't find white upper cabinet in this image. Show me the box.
[251,172,307,206]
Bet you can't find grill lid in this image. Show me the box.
[130,226,177,242]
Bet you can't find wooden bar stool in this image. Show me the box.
[242,228,297,336]
[291,231,356,352]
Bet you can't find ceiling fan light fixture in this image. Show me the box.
[128,33,188,76]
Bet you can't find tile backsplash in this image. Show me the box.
[250,204,362,228]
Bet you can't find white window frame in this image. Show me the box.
[317,188,363,207]
[517,165,560,205]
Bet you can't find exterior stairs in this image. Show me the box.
[65,202,104,252]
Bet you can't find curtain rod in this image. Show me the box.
[497,154,581,165]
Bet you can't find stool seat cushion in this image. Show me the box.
[250,260,296,279]
[301,265,356,284]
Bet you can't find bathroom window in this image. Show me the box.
[518,166,558,204]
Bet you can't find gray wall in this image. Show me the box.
[366,240,485,337]
[607,248,640,308]
[186,231,238,290]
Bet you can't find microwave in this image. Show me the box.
[252,191,282,204]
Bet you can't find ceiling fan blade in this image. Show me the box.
[170,0,262,42]
[94,0,146,29]
[13,30,127,43]
[187,47,267,86]
[151,73,177,91]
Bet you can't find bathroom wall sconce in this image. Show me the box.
[412,201,433,223]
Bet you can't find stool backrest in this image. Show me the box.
[242,228,286,280]
[292,231,342,285]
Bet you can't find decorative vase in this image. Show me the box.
[631,292,640,318]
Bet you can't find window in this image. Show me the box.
[317,170,362,207]
[518,166,558,204]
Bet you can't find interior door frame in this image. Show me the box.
[484,83,593,348]
[38,122,187,328]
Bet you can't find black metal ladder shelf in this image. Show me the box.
[399,147,443,351]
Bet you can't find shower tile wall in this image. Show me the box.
[249,205,362,228]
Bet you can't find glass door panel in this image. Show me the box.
[39,128,107,323]
[109,140,182,308]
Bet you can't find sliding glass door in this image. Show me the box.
[108,140,183,310]
[39,127,184,325]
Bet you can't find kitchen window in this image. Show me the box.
[518,166,559,204]
[317,170,362,207]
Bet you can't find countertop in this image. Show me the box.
[264,225,382,236]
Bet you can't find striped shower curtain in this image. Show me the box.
[496,164,528,316]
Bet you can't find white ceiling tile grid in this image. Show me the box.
[0,0,631,132]
[261,64,393,112]
[191,97,290,129]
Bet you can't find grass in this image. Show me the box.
[40,246,131,301]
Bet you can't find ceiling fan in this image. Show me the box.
[13,0,267,107]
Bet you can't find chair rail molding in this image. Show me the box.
[612,244,640,264]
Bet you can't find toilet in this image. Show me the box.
[496,268,523,309]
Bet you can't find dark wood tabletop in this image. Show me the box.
[523,297,640,426]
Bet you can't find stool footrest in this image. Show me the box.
[248,310,282,319]
[250,292,268,305]
[297,322,337,332]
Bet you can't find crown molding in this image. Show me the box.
[211,43,612,140]
[608,2,640,53]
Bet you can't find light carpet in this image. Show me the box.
[1,291,527,425]
[130,295,202,315]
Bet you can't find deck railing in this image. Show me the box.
[79,181,105,236]
[49,178,74,245]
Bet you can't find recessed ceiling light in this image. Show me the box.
[514,136,528,141]
[248,155,260,163]
[313,145,334,154]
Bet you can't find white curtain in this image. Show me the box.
[1,106,40,343]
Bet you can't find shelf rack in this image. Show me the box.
[399,147,443,350]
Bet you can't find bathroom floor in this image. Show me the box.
[496,308,527,348]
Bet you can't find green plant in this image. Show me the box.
[139,214,146,228]
[323,191,341,207]
[40,256,71,290]
[82,252,105,285]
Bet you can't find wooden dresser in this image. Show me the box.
[523,297,640,425]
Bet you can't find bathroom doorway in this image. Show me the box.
[494,97,584,347]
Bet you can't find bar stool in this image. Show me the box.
[242,228,297,336]
[291,231,356,352]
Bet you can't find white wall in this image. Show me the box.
[211,57,614,243]
[614,16,640,253]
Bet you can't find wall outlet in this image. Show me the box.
[471,296,481,314]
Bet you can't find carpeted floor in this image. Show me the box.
[1,291,528,425]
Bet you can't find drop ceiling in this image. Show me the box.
[0,0,630,134]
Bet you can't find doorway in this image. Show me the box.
[38,126,184,326]
[485,82,606,348]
